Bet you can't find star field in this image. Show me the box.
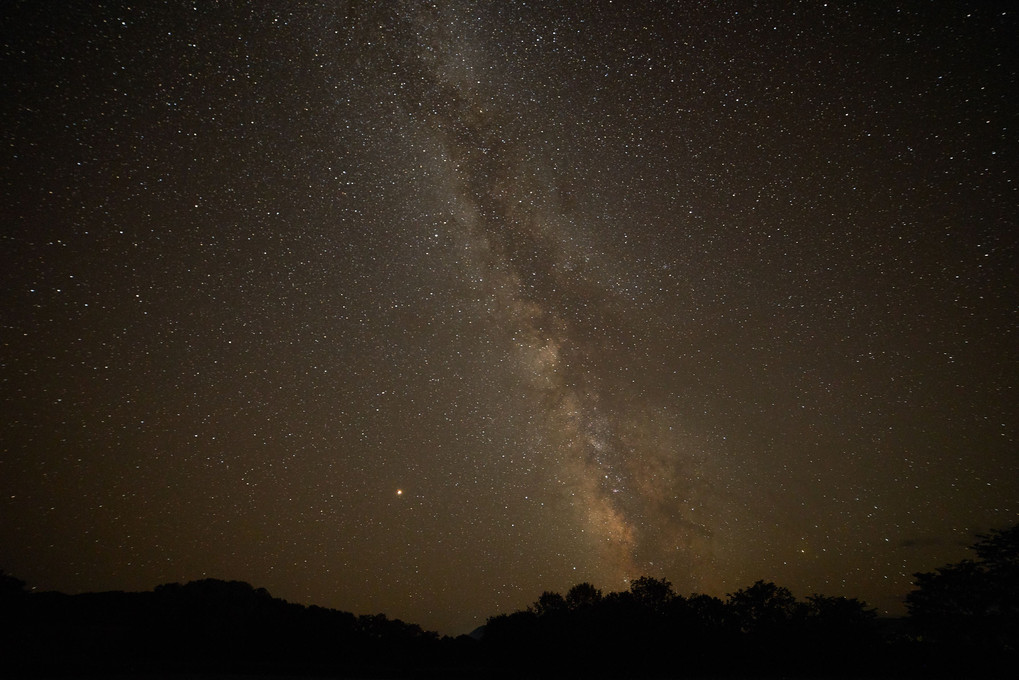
[2,1,1016,634]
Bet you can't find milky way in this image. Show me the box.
[391,1,722,585]
[2,1,1016,634]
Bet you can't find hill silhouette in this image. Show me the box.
[0,576,452,677]
[2,525,1016,677]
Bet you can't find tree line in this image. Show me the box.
[484,577,885,677]
[1,524,1015,677]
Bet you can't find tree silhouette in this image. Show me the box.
[628,575,674,614]
[531,590,567,617]
[799,594,880,671]
[724,580,800,673]
[803,593,876,632]
[726,580,800,634]
[907,524,1019,656]
[683,592,729,631]
[565,582,602,610]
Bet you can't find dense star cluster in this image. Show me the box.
[2,2,1016,634]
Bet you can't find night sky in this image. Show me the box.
[2,1,1016,635]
